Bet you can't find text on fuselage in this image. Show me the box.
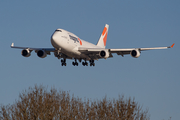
[69,35,79,43]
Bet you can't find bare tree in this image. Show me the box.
[0,85,149,120]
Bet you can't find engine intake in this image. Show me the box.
[99,50,110,59]
[130,49,140,58]
[21,49,31,57]
[37,50,47,58]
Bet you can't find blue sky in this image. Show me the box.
[0,1,179,119]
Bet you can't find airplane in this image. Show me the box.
[11,24,174,66]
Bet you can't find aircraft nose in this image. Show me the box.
[51,33,59,48]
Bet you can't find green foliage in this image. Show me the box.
[0,85,149,120]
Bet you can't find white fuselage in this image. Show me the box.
[51,29,100,59]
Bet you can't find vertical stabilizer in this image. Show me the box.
[96,24,109,48]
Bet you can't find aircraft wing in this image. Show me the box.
[110,43,174,56]
[79,43,174,58]
[11,43,55,54]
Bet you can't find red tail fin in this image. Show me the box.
[96,24,109,48]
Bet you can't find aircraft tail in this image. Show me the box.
[96,24,109,48]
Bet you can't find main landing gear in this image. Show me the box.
[82,59,88,66]
[90,60,95,66]
[60,59,95,66]
[72,59,78,66]
[82,61,88,66]
[61,59,66,66]
[82,60,95,66]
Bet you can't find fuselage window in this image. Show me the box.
[55,30,62,32]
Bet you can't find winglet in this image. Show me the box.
[11,43,14,47]
[171,43,175,48]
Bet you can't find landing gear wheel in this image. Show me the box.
[82,62,85,66]
[72,59,78,66]
[82,62,88,66]
[76,62,78,66]
[89,60,95,67]
[61,59,67,66]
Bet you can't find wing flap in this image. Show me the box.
[78,47,105,52]
[78,47,113,59]
[78,47,105,55]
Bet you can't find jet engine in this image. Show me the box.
[37,50,47,58]
[21,49,31,57]
[130,49,140,58]
[99,50,110,59]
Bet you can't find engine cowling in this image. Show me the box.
[21,49,31,57]
[37,50,47,58]
[99,50,110,59]
[130,49,140,58]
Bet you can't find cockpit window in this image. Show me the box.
[55,30,62,32]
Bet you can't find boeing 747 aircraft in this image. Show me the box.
[11,24,174,66]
